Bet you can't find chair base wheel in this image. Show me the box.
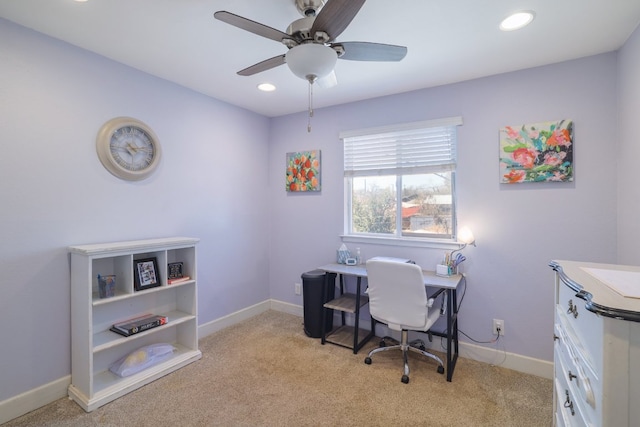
[401,375,409,384]
[437,365,445,374]
[364,357,372,365]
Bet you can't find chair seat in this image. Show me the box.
[372,306,441,333]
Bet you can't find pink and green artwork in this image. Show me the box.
[499,120,573,183]
[286,150,321,192]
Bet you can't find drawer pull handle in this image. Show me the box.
[568,371,577,382]
[564,390,575,416]
[567,299,579,318]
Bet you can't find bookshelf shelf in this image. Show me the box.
[69,237,201,412]
[92,311,196,353]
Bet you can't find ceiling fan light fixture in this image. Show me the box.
[500,11,535,31]
[286,43,338,83]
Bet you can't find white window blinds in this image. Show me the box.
[340,116,462,177]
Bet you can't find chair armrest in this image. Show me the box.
[427,288,445,309]
[427,288,445,300]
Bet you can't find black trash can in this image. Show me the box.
[301,269,336,338]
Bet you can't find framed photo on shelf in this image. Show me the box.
[134,257,161,291]
[167,262,184,280]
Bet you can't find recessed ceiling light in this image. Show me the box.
[500,11,535,31]
[257,83,276,92]
[74,0,89,2]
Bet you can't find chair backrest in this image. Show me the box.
[366,259,429,331]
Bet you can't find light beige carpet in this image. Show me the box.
[5,310,553,426]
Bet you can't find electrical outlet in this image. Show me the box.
[294,283,301,295]
[493,319,505,336]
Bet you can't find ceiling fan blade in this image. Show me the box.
[237,55,286,76]
[336,42,408,61]
[214,11,294,43]
[310,0,366,42]
[317,70,338,88]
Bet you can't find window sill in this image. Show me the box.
[340,234,462,250]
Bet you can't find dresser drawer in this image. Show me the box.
[554,322,598,423]
[555,339,595,427]
[554,375,592,427]
[557,281,603,371]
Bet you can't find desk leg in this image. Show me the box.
[353,277,361,354]
[445,288,459,382]
[353,276,374,354]
[340,274,346,326]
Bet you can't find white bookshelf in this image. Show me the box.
[68,237,201,412]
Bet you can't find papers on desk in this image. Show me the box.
[582,267,640,299]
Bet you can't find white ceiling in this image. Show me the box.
[1,0,640,117]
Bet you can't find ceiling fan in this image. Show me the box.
[213,0,408,86]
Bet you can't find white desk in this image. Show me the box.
[318,263,462,382]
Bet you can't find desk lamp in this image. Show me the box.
[449,226,475,271]
[457,226,476,248]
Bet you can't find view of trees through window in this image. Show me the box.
[351,172,453,238]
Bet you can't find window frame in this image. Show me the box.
[340,116,463,249]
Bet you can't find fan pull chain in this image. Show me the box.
[307,80,314,133]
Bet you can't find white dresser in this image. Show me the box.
[550,260,640,426]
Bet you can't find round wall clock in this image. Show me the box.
[96,117,162,181]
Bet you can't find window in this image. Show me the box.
[340,117,462,242]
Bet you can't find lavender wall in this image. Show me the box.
[0,19,271,401]
[618,25,640,264]
[268,53,619,363]
[1,12,637,415]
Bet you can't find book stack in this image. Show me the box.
[110,313,168,337]
[167,275,190,285]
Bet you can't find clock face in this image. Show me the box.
[109,125,156,172]
[96,117,161,181]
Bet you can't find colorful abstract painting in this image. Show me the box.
[499,120,573,183]
[286,150,321,192]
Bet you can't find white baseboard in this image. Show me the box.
[0,376,70,425]
[1,299,551,424]
[197,300,304,339]
[198,300,271,338]
[269,299,304,317]
[457,339,553,379]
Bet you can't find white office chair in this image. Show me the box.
[364,259,445,383]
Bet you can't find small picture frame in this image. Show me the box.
[167,262,184,280]
[134,257,161,291]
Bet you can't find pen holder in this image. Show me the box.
[436,264,450,277]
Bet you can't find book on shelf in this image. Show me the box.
[167,276,190,285]
[110,313,168,337]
